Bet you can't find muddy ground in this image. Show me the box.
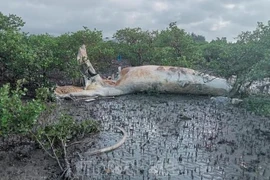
[1,94,270,180]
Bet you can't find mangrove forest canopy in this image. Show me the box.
[0,12,270,114]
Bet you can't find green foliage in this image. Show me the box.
[113,27,156,65]
[0,81,45,136]
[21,34,60,87]
[0,12,25,31]
[0,12,269,102]
[32,112,99,177]
[0,78,99,177]
[199,21,270,97]
[56,27,115,77]
[0,29,28,83]
[236,21,270,81]
[87,40,117,72]
[0,13,59,88]
[35,113,99,148]
[0,13,115,89]
[153,22,202,68]
[35,86,55,102]
[1,11,270,177]
[190,32,206,44]
[242,96,270,117]
[113,23,202,68]
[200,38,231,76]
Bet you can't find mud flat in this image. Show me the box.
[63,94,270,180]
[1,94,269,180]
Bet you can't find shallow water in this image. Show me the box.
[62,94,270,180]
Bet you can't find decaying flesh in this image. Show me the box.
[55,45,232,99]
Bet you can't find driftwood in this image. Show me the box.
[55,45,232,98]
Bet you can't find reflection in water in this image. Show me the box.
[63,94,270,180]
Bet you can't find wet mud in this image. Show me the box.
[0,138,59,180]
[1,94,269,180]
[61,94,270,180]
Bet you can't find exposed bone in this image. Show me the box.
[55,45,232,98]
[77,44,97,77]
[85,126,127,156]
[84,98,96,102]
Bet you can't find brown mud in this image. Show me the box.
[1,94,270,180]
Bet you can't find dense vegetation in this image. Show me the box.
[0,80,99,178]
[0,11,270,178]
[1,13,270,94]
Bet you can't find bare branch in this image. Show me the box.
[45,134,63,171]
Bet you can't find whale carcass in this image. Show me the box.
[55,45,232,99]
